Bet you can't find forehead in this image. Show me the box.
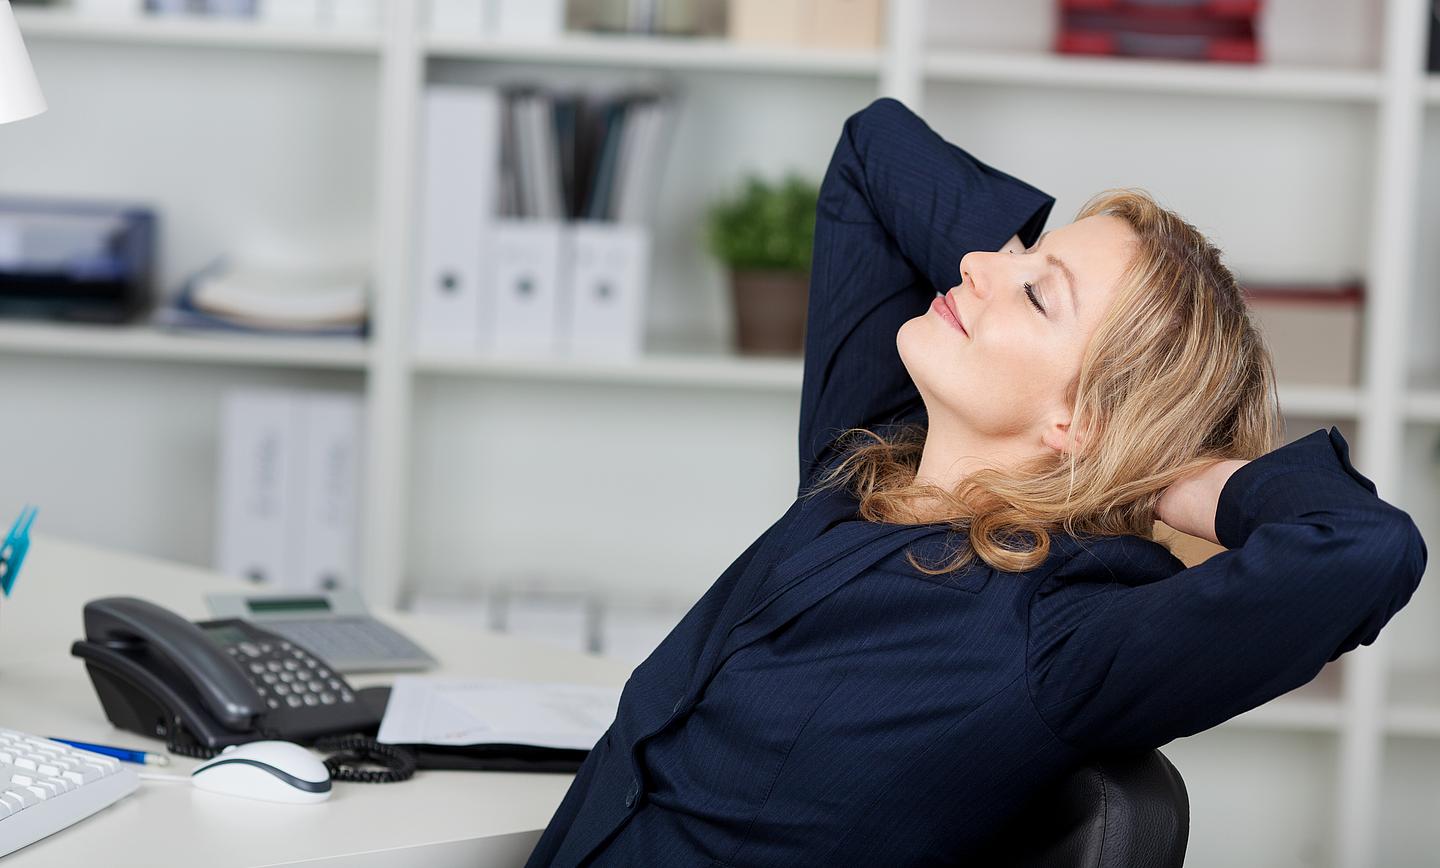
[1043,215,1135,309]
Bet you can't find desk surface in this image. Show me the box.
[0,534,634,867]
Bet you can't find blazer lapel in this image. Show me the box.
[719,521,937,664]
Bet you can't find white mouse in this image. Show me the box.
[191,740,332,804]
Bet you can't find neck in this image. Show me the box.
[913,417,1037,495]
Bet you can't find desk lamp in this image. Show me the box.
[0,0,46,125]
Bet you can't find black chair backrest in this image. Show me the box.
[968,749,1189,868]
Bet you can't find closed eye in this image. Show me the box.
[1024,283,1045,315]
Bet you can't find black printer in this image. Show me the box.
[0,196,157,323]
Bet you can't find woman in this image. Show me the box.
[524,98,1426,867]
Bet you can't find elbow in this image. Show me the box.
[1364,506,1427,609]
[1326,510,1427,659]
[1401,512,1428,595]
[845,97,911,146]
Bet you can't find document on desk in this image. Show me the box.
[376,676,622,750]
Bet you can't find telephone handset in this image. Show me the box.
[71,596,382,757]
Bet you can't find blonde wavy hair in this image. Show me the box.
[806,188,1282,575]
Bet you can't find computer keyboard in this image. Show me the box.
[0,727,139,858]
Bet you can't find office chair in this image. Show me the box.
[968,749,1189,867]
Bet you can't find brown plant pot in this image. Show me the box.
[729,268,809,355]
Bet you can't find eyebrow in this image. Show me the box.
[1031,231,1079,316]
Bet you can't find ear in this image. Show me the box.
[1042,417,1085,456]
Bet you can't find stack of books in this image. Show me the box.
[1055,0,1262,64]
[152,257,369,338]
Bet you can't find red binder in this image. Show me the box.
[1056,6,1261,63]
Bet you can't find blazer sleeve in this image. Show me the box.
[1027,427,1428,753]
[797,97,1055,493]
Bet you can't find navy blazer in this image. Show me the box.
[524,97,1428,867]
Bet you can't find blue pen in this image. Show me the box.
[48,738,170,766]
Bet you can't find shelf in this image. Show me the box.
[413,348,803,390]
[1406,389,1440,423]
[1278,384,1363,418]
[0,321,369,371]
[13,7,382,54]
[924,50,1382,102]
[1422,75,1440,105]
[425,31,883,77]
[1385,667,1440,738]
[415,352,1367,402]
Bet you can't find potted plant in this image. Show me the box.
[705,172,819,355]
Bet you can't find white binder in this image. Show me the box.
[216,390,300,587]
[255,0,321,24]
[563,221,650,358]
[490,217,568,355]
[326,0,380,28]
[293,392,364,592]
[427,0,485,35]
[413,86,501,352]
[493,0,564,39]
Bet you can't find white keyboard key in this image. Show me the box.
[42,775,73,795]
[0,726,140,858]
[76,752,118,775]
[4,788,36,808]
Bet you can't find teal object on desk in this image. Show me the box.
[1,504,36,596]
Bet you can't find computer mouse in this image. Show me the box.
[191,740,332,804]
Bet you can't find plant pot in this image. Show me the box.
[729,268,809,355]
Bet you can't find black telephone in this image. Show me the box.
[71,596,383,758]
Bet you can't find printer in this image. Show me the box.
[0,196,157,323]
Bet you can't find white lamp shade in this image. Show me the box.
[0,1,46,125]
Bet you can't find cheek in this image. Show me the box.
[899,313,1069,408]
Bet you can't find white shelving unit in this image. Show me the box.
[3,1,1438,865]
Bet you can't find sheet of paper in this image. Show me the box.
[376,676,622,750]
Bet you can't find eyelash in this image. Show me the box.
[1024,283,1045,314]
[1012,249,1046,315]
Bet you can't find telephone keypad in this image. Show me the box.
[233,639,358,710]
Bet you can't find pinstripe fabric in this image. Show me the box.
[523,98,1427,867]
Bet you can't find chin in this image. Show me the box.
[896,315,947,401]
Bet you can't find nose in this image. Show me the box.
[958,250,995,301]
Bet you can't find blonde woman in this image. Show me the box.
[525,98,1426,867]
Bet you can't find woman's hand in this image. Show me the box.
[1156,459,1249,547]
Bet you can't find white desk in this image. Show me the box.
[0,534,634,867]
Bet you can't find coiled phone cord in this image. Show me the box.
[312,733,417,784]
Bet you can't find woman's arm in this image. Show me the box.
[1028,427,1427,753]
[798,98,1054,490]
[1155,458,1250,545]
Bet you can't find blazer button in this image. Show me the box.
[625,779,640,808]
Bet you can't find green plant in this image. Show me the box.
[704,172,819,272]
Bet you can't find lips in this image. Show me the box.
[944,290,968,337]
